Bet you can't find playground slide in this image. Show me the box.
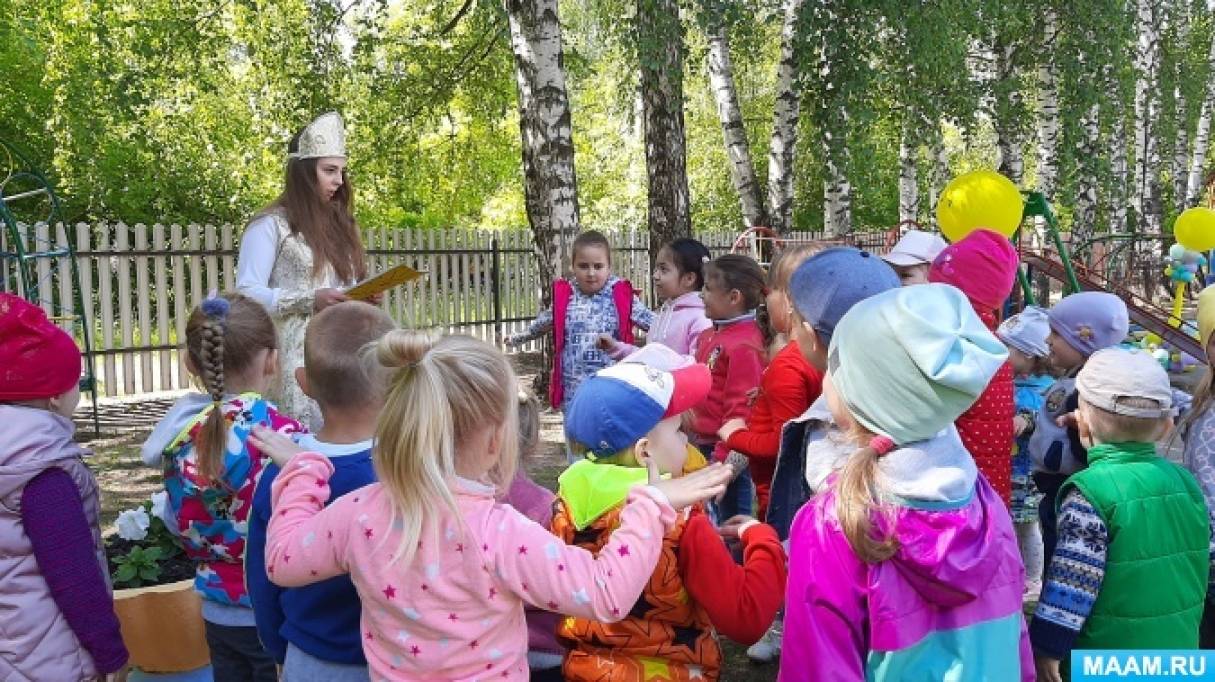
[1021,252,1206,362]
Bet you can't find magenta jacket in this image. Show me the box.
[780,430,1033,681]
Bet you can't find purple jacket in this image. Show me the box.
[0,405,113,680]
[780,430,1033,681]
[609,291,711,359]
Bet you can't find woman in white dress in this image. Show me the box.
[236,112,370,428]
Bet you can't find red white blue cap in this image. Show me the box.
[565,344,710,458]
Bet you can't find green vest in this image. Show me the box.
[1060,442,1209,650]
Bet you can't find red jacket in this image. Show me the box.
[691,318,767,462]
[725,340,823,518]
[956,309,1015,505]
[549,278,636,409]
[678,514,787,646]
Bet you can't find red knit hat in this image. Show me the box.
[928,229,1019,311]
[0,293,82,401]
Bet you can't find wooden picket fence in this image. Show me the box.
[0,222,890,399]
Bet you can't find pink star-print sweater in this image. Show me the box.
[266,453,677,680]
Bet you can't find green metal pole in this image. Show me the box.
[1022,191,1081,295]
[1014,225,1036,306]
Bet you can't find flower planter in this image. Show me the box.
[113,579,210,673]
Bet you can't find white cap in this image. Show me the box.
[1077,348,1174,419]
[882,230,948,267]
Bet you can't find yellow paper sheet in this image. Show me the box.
[345,264,425,301]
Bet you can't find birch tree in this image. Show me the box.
[638,0,692,261]
[1131,0,1164,232]
[766,0,806,234]
[898,127,919,223]
[699,2,766,227]
[1170,5,1193,208]
[1186,25,1215,208]
[505,0,582,283]
[1035,8,1060,201]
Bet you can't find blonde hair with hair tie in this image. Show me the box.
[373,331,519,567]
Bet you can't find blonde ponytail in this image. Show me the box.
[373,331,518,566]
[835,427,898,563]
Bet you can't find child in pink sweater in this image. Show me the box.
[604,237,713,358]
[251,332,731,680]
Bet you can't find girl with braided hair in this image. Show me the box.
[141,292,304,680]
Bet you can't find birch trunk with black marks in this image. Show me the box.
[1073,100,1101,245]
[1171,6,1192,208]
[1035,8,1060,201]
[823,144,852,235]
[928,123,950,230]
[899,123,919,223]
[1131,0,1163,232]
[766,0,806,234]
[705,15,766,227]
[989,37,1024,184]
[639,0,692,262]
[505,0,581,285]
[1186,29,1215,208]
[1111,112,1130,233]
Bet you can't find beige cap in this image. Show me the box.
[1076,348,1173,418]
[882,230,948,267]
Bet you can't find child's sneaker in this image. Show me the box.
[746,619,782,663]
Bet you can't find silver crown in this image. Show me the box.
[288,112,347,161]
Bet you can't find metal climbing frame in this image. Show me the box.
[1017,190,1205,361]
[0,139,100,434]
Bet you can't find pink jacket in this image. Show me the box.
[0,406,109,680]
[608,291,711,359]
[266,453,677,680]
[780,434,1032,681]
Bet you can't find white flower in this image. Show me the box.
[116,507,151,541]
[150,491,168,522]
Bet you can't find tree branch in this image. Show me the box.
[440,0,477,36]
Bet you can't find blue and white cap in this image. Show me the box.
[565,344,711,459]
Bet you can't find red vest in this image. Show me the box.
[549,279,636,409]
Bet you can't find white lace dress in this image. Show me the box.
[235,210,350,429]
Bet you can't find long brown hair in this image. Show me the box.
[265,131,367,283]
[186,292,278,482]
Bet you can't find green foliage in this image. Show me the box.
[3,0,1213,236]
[107,498,186,589]
[112,546,163,589]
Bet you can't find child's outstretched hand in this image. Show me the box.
[250,425,305,468]
[597,333,617,351]
[1035,655,1062,682]
[717,514,760,540]
[642,457,732,510]
[717,417,746,441]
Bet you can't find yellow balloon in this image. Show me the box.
[936,170,1024,243]
[1175,207,1215,251]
